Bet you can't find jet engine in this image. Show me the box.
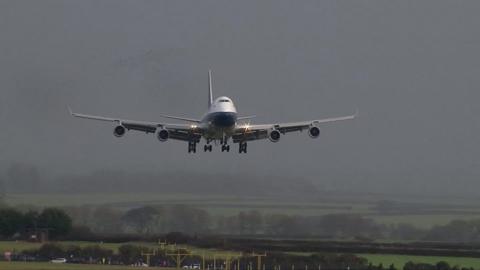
[157,128,169,142]
[308,126,320,138]
[113,125,126,137]
[268,129,281,142]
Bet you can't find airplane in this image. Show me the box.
[70,70,356,154]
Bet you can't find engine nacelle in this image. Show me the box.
[308,126,320,138]
[157,128,169,142]
[113,125,126,137]
[268,129,281,143]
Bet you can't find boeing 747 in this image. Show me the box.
[70,70,356,153]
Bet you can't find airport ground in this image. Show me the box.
[1,241,480,269]
[0,261,166,270]
[3,191,480,269]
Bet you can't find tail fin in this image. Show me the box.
[208,70,213,107]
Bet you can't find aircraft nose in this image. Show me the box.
[213,112,236,127]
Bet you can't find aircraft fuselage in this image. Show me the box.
[201,96,238,141]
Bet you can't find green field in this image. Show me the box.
[0,241,241,260]
[360,254,480,269]
[0,241,151,254]
[0,261,167,270]
[2,241,480,269]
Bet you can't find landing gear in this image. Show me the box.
[239,142,248,154]
[204,144,213,152]
[220,135,230,152]
[221,144,230,152]
[188,141,197,153]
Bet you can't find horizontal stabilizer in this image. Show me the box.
[159,114,201,123]
[237,115,256,121]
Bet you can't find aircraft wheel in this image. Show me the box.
[188,142,197,153]
[239,142,247,154]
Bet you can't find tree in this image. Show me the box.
[122,206,160,234]
[390,223,426,241]
[425,220,478,242]
[237,210,263,235]
[318,214,382,239]
[265,214,298,236]
[23,210,39,229]
[37,208,73,238]
[92,206,123,234]
[244,210,263,235]
[167,205,210,234]
[0,208,24,238]
[436,261,450,270]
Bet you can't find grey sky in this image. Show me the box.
[0,1,479,196]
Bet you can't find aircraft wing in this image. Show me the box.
[69,109,202,142]
[232,112,357,143]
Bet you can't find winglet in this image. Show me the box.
[67,106,73,115]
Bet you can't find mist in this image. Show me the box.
[0,1,479,198]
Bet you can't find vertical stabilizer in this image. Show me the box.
[208,70,213,107]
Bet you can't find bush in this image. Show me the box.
[37,243,65,259]
[118,244,144,265]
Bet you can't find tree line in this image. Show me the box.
[65,204,480,242]
[3,204,480,243]
[0,207,72,239]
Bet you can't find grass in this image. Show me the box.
[0,261,168,270]
[0,241,242,260]
[360,254,480,269]
[0,241,163,256]
[3,242,480,269]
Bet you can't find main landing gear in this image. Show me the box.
[188,141,197,153]
[189,140,247,154]
[239,142,247,154]
[204,144,213,152]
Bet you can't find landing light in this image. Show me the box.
[191,125,198,129]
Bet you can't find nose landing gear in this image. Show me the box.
[204,144,213,152]
[221,144,230,152]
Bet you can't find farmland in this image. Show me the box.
[360,254,480,269]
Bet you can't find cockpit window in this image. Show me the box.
[219,99,230,102]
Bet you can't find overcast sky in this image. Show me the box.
[0,1,479,196]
